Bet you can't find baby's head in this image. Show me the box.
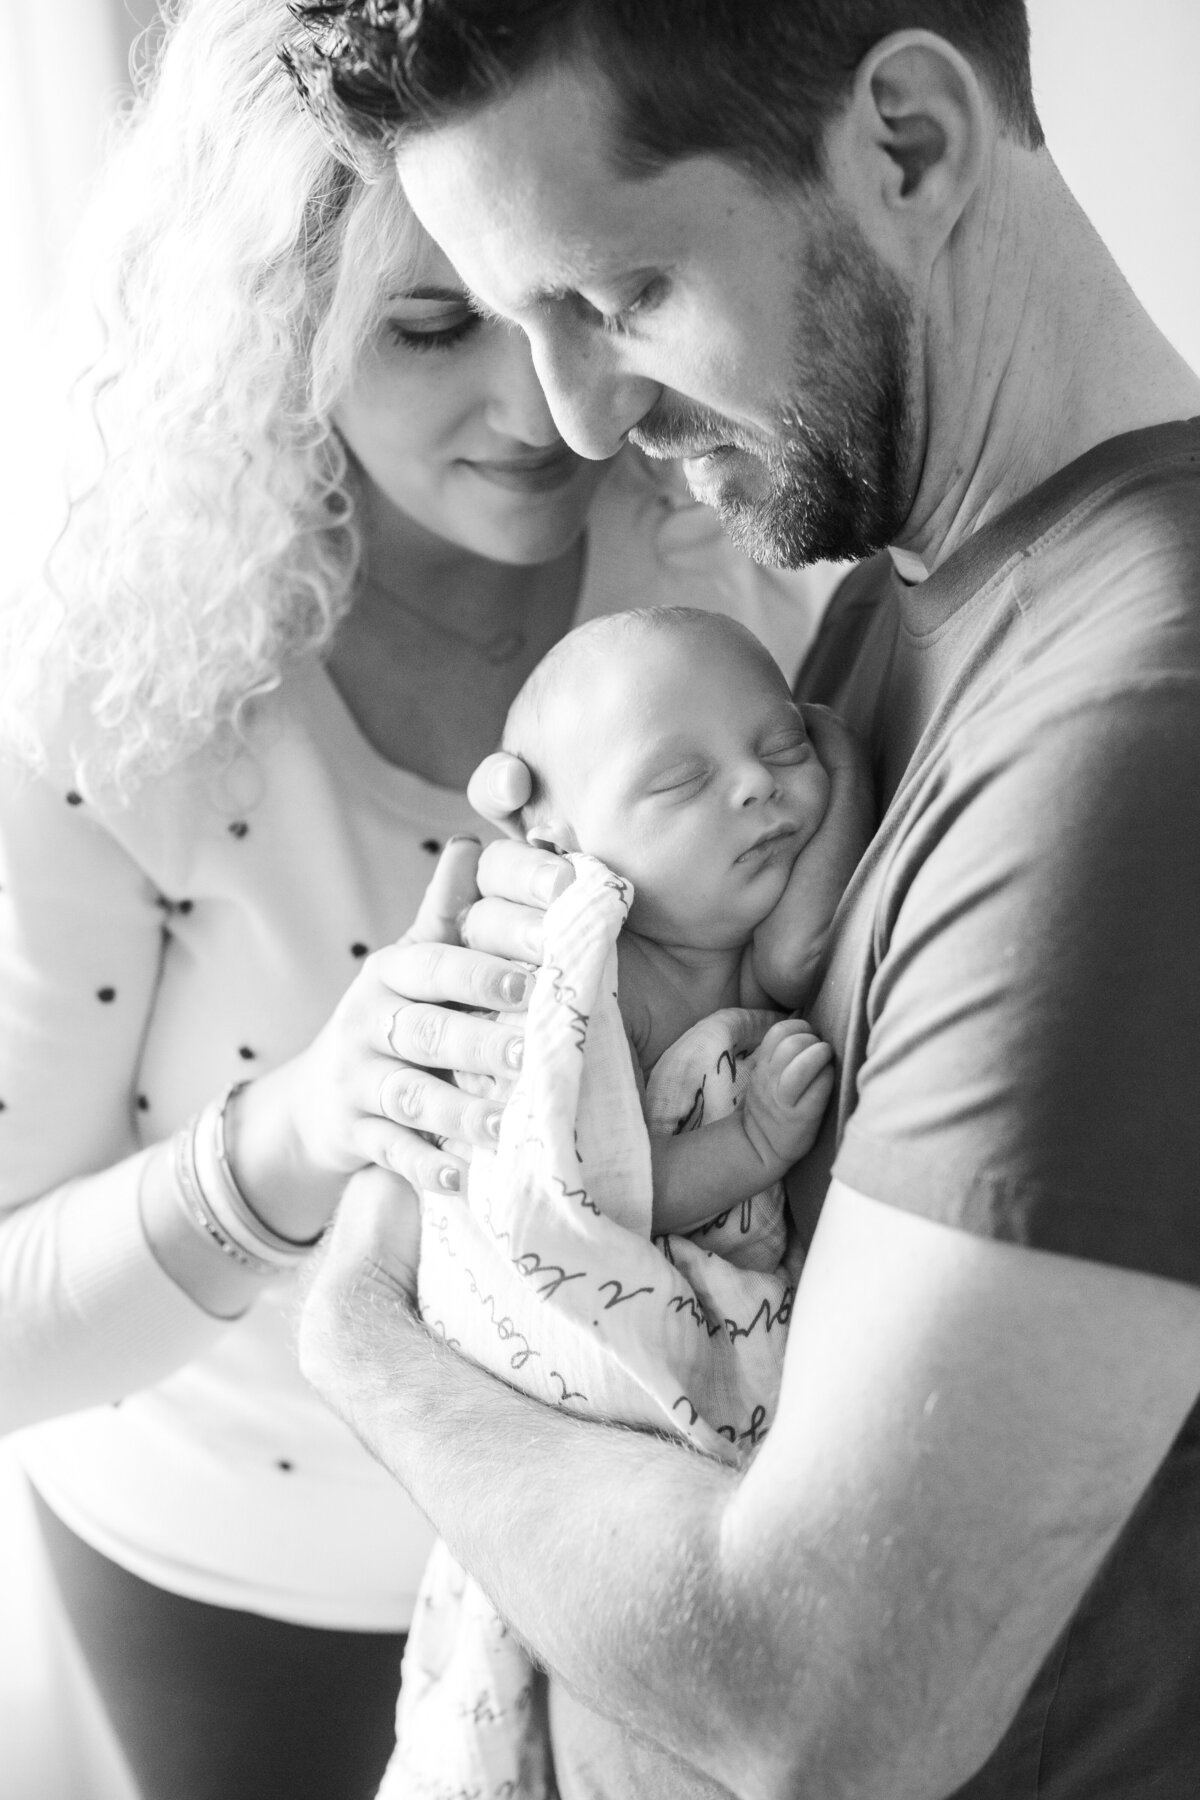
[503,608,830,947]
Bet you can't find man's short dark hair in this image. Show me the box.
[283,0,1043,187]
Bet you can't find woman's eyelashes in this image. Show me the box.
[384,310,482,353]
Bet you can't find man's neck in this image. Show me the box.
[894,150,1200,578]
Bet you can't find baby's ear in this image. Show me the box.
[526,816,578,856]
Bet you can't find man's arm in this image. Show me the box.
[301,1173,1200,1800]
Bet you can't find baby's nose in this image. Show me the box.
[734,761,780,806]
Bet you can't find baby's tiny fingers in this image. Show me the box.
[776,1040,835,1106]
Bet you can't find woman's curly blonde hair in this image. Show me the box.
[0,0,423,797]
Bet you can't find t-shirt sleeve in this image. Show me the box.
[833,684,1200,1285]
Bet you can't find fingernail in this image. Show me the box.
[438,1165,461,1192]
[533,863,572,905]
[446,834,480,848]
[500,969,530,1006]
[504,1036,524,1070]
[485,1111,503,1140]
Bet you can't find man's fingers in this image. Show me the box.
[797,703,860,773]
[403,836,483,945]
[466,751,533,831]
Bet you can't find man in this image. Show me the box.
[285,5,1200,1794]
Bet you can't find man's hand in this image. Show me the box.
[750,706,874,1010]
[298,1165,426,1440]
[741,1019,834,1178]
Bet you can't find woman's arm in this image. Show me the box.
[0,762,253,1433]
[0,768,528,1433]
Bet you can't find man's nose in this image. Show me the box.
[531,329,661,461]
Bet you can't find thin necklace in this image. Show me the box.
[360,573,528,667]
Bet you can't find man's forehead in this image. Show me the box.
[396,67,682,312]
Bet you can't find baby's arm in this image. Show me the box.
[649,1020,833,1237]
[747,707,875,1011]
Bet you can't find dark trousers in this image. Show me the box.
[33,1487,406,1800]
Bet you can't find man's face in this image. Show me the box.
[398,62,918,567]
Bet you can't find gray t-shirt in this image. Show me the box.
[553,418,1200,1797]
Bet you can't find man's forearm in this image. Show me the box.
[305,1269,950,1800]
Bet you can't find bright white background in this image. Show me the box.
[1,3,1198,1796]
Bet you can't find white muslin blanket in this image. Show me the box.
[379,854,798,1800]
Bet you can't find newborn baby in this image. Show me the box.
[385,608,872,1800]
[503,604,872,1241]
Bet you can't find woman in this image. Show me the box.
[0,3,822,1796]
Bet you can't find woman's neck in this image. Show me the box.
[326,501,586,788]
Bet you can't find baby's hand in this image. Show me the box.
[741,1019,835,1178]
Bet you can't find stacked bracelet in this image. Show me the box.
[171,1083,320,1276]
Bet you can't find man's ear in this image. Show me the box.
[826,30,989,260]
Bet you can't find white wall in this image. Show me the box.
[1029,0,1200,371]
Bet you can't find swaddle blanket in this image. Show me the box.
[379,854,797,1800]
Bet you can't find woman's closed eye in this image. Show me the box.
[384,306,482,354]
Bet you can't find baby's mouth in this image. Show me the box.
[735,823,799,865]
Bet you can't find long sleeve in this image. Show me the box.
[0,760,224,1434]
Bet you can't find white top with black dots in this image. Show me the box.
[0,449,834,1627]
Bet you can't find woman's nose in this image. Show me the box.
[485,328,561,446]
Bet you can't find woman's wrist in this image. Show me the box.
[139,1138,265,1320]
[222,1064,347,1245]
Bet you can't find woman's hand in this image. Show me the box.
[229,836,567,1239]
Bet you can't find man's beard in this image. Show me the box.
[630,211,915,569]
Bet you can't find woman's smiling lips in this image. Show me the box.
[462,445,583,493]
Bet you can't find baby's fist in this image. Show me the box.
[743,1018,835,1172]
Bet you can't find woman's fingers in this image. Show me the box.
[476,837,575,907]
[370,939,532,1014]
[466,751,533,831]
[458,898,548,963]
[402,835,483,945]
[373,1058,505,1146]
[458,839,576,958]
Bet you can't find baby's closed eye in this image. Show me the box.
[644,762,709,799]
[759,730,811,765]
